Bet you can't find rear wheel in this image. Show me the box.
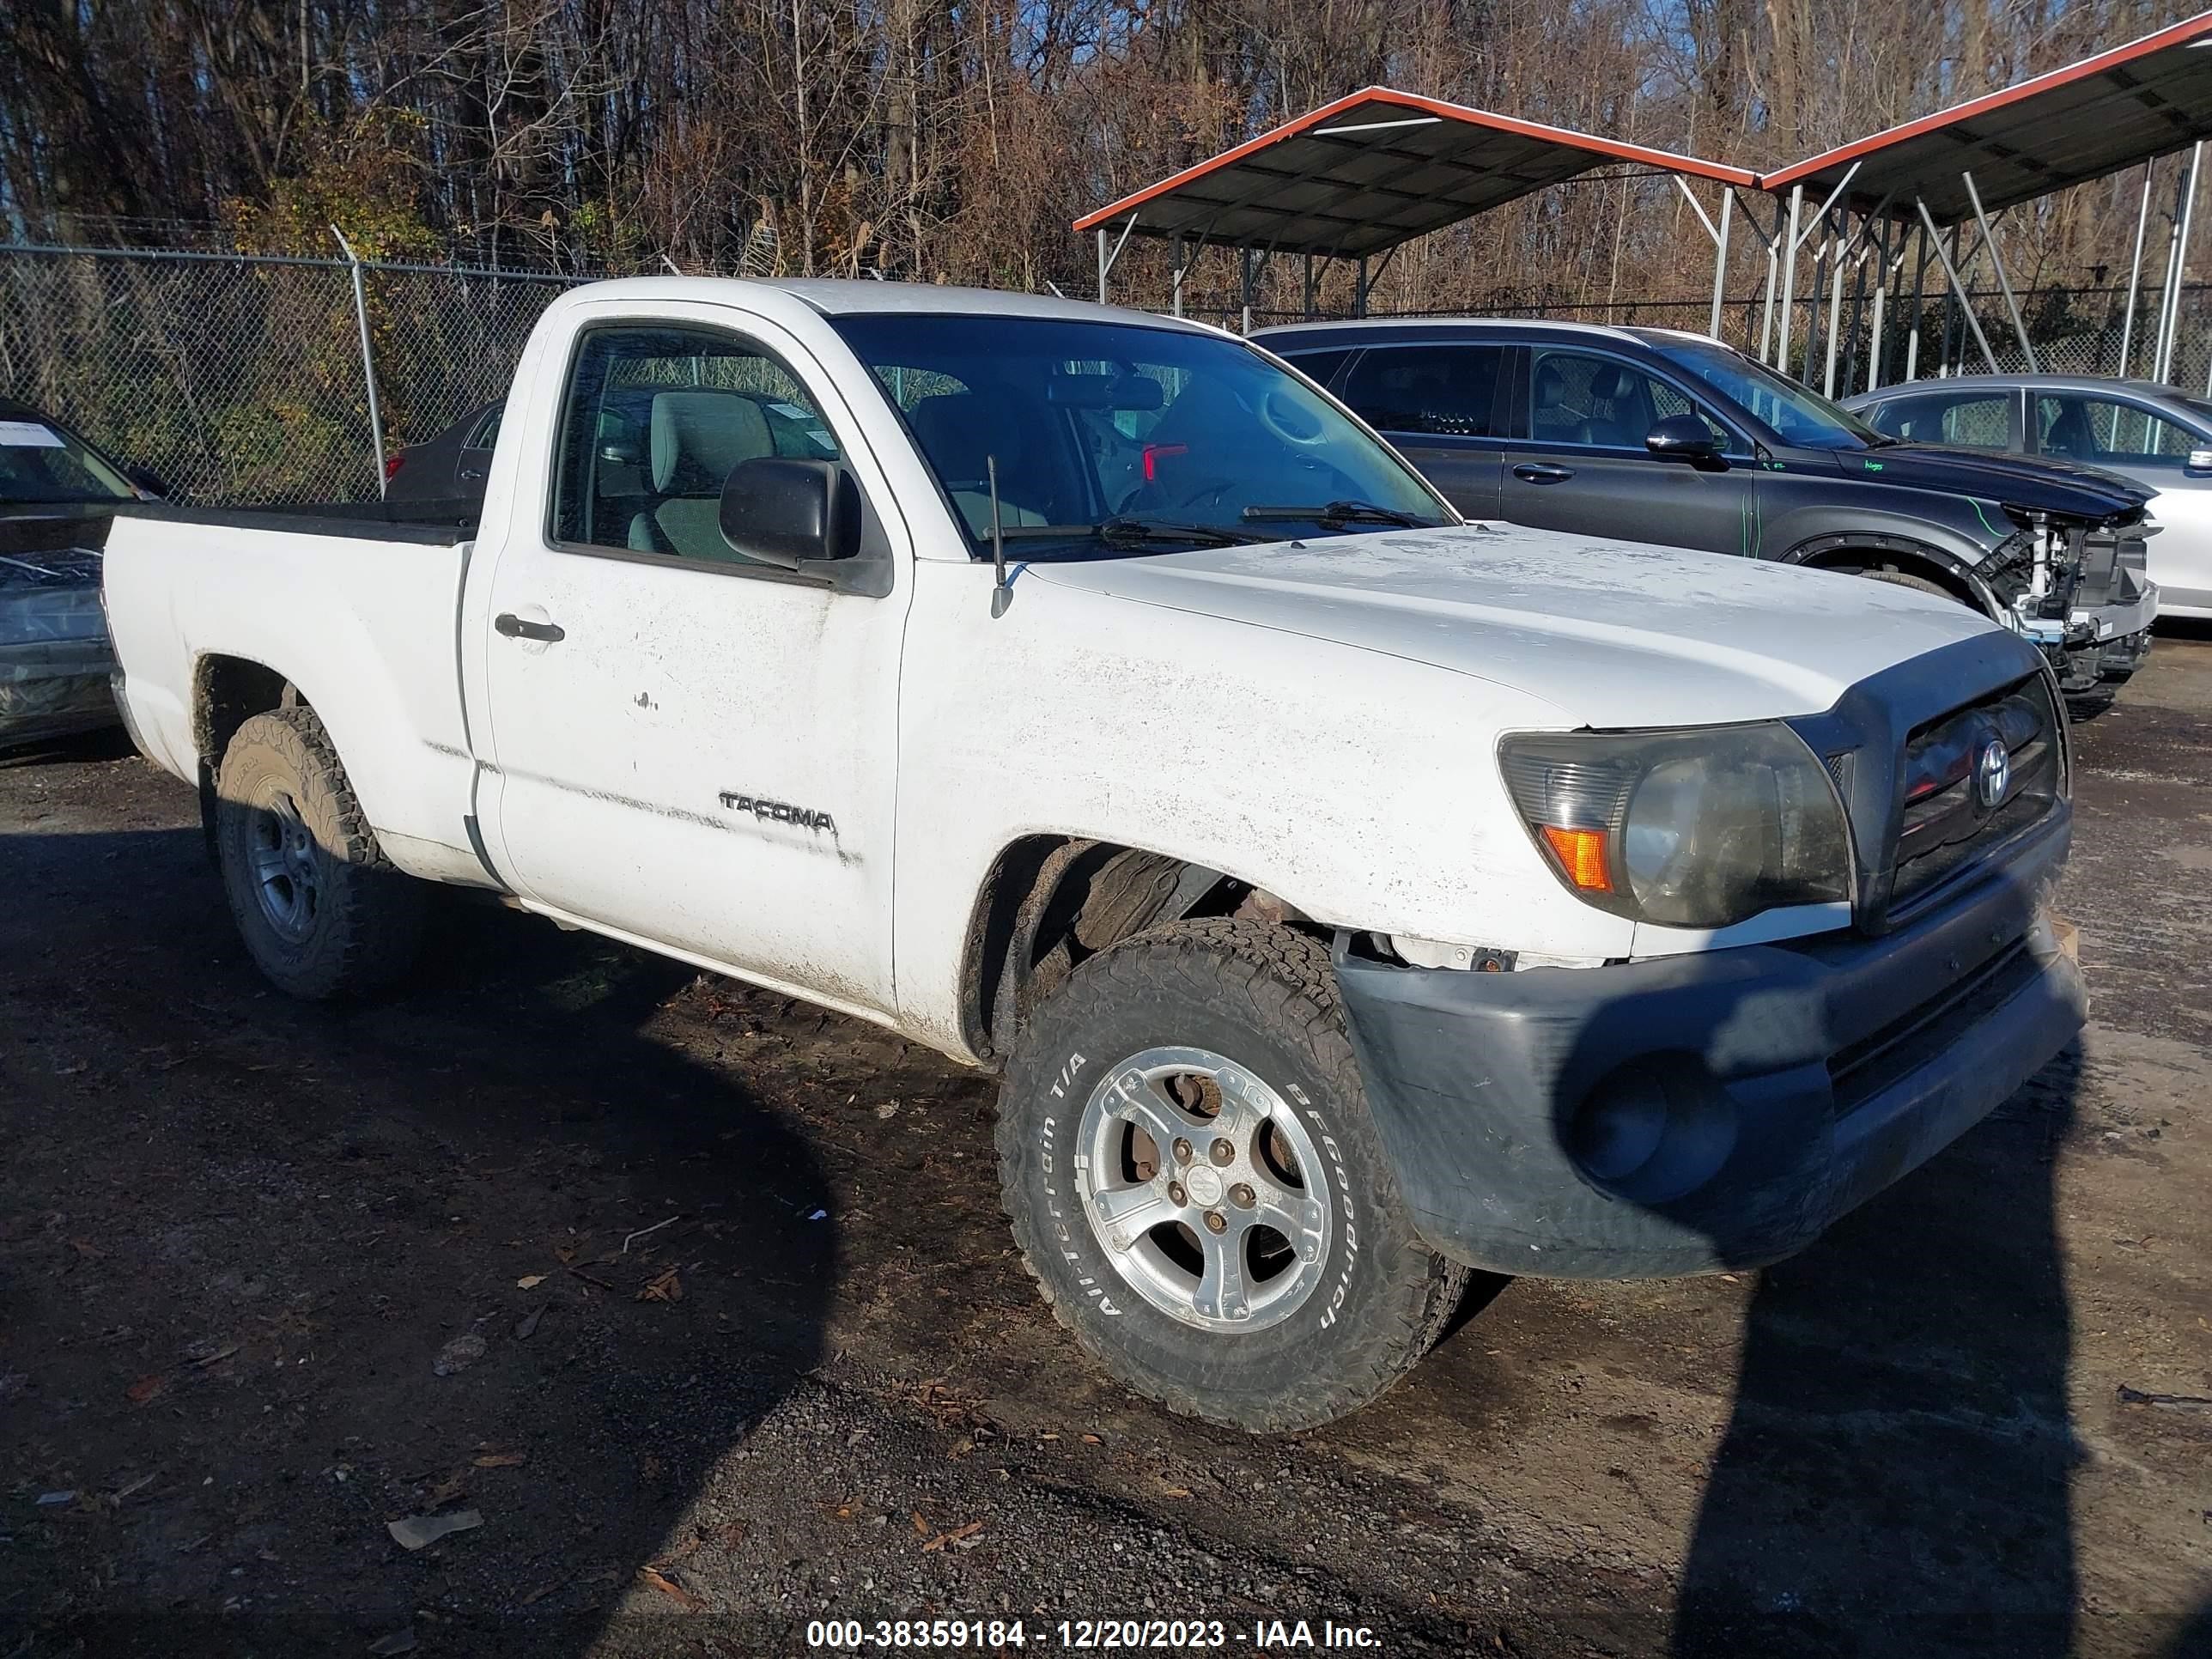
[997,918,1466,1431]
[215,707,426,1000]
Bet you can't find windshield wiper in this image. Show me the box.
[1240,499,1435,529]
[995,516,1272,550]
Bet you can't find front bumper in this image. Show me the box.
[1335,811,2082,1279]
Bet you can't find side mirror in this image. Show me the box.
[1645,414,1725,465]
[2186,447,2212,473]
[719,457,862,568]
[125,465,171,499]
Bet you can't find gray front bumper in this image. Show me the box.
[1334,811,2082,1279]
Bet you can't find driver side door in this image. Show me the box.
[1497,346,1755,556]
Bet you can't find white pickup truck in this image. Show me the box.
[103,278,2086,1431]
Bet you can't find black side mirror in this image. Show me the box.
[1645,414,1725,465]
[719,457,862,568]
[125,465,171,499]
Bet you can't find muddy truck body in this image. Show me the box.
[101,279,2086,1430]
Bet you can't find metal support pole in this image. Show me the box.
[1962,170,2037,371]
[1778,185,1804,370]
[1806,230,1833,383]
[1238,247,1255,335]
[1917,199,2000,374]
[1303,253,1316,320]
[1711,190,1733,340]
[2120,161,2154,376]
[2158,140,2203,383]
[1823,231,1849,397]
[330,226,386,497]
[1905,219,1929,381]
[1097,228,1108,303]
[1170,233,1187,318]
[1355,256,1369,319]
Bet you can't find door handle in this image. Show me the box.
[495,612,565,643]
[459,466,485,482]
[1513,462,1576,484]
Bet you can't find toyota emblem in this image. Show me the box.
[1974,738,2010,810]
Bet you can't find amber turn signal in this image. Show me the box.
[1539,824,1613,892]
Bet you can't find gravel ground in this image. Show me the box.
[2,635,2209,1659]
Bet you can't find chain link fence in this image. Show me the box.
[0,245,585,505]
[9,242,2212,507]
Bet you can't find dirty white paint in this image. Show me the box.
[105,276,2027,1069]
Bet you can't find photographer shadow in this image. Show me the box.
[1669,1042,2082,1657]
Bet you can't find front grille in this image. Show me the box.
[1886,673,2061,918]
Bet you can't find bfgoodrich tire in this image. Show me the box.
[997,918,1467,1431]
[215,707,427,1000]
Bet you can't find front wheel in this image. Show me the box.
[997,919,1467,1431]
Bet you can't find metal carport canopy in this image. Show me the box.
[1072,87,1756,258]
[1764,11,2212,224]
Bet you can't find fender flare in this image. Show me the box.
[1782,532,2009,624]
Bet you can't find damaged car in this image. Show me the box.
[1,398,162,749]
[1255,319,2158,698]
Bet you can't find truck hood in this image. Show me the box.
[1026,523,2010,727]
[1807,442,2151,523]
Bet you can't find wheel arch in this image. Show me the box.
[1784,532,2005,621]
[956,836,1307,1069]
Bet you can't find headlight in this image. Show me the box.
[1498,724,1851,928]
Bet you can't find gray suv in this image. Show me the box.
[1254,319,2159,693]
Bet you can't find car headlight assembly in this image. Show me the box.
[1498,724,1852,928]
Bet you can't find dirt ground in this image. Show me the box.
[3,638,2209,1659]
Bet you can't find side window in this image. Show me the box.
[1528,350,1741,453]
[2036,395,2195,467]
[1277,348,1353,390]
[1867,392,2012,449]
[553,325,842,562]
[467,406,504,451]
[1339,343,1504,438]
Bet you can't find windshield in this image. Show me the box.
[829,313,1452,556]
[0,412,135,504]
[1644,337,1886,452]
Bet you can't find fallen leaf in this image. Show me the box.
[368,1629,418,1656]
[1161,1486,1193,1499]
[70,1238,106,1260]
[1080,1433,1103,1445]
[636,1564,707,1612]
[191,1345,239,1370]
[472,1451,526,1468]
[516,1304,546,1340]
[921,1520,984,1553]
[516,1274,547,1290]
[126,1374,170,1407]
[636,1268,683,1304]
[947,1437,974,1461]
[386,1509,483,1551]
[911,1510,930,1536]
[521,1580,564,1607]
[427,1474,467,1508]
[554,1245,579,1265]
